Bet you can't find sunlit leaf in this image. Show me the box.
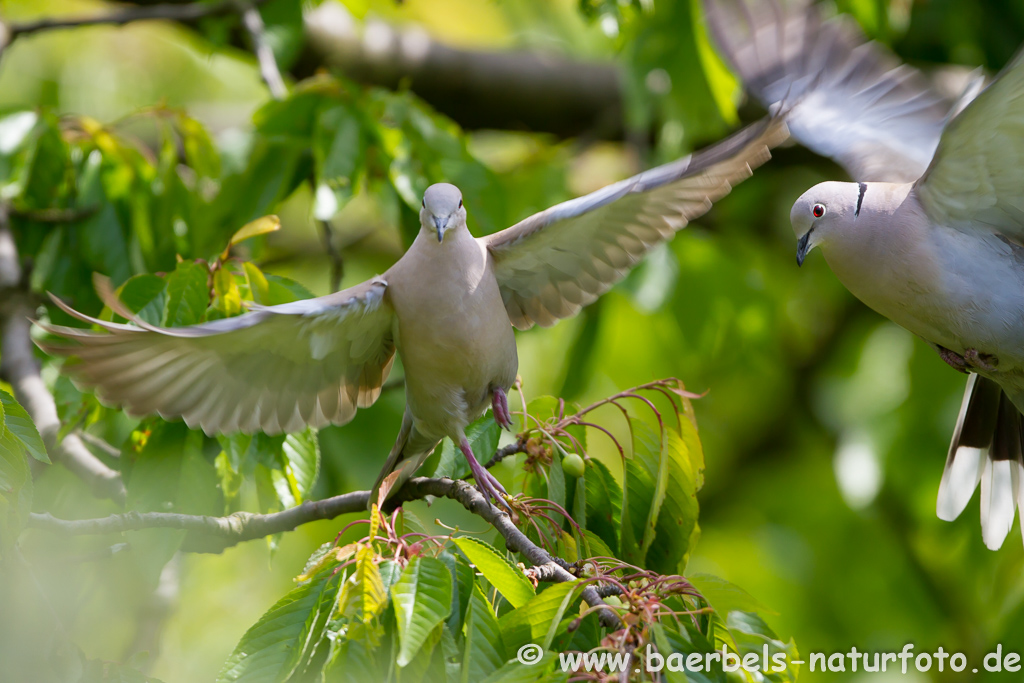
[0,390,49,463]
[391,556,453,667]
[452,537,535,609]
[163,260,209,327]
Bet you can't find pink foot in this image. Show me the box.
[965,348,998,372]
[492,387,514,430]
[936,346,969,374]
[460,436,511,512]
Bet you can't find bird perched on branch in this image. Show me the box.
[37,118,787,509]
[707,0,1024,548]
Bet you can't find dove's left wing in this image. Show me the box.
[36,277,396,435]
[916,49,1024,235]
[483,118,787,330]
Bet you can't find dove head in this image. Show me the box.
[421,183,466,243]
[790,181,866,266]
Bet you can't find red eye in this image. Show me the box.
[812,203,826,218]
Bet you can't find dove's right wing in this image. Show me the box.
[36,278,396,435]
[705,0,953,182]
[915,49,1024,236]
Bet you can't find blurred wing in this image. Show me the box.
[705,0,952,182]
[484,118,787,330]
[916,50,1024,235]
[37,278,396,435]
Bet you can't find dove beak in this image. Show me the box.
[796,230,812,267]
[433,216,449,243]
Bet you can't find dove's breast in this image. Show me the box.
[385,227,518,440]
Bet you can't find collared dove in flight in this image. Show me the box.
[37,117,787,509]
[707,0,1024,548]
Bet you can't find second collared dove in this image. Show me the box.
[37,117,787,508]
[708,0,1024,548]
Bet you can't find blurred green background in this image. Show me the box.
[5,0,1024,680]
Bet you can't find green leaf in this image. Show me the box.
[0,390,49,463]
[498,581,579,653]
[480,652,568,683]
[336,546,388,644]
[619,418,660,565]
[0,425,32,555]
[434,415,500,481]
[584,458,621,555]
[391,556,453,667]
[461,583,505,683]
[163,260,209,327]
[114,274,167,325]
[262,273,313,305]
[452,537,535,608]
[688,574,774,617]
[646,427,701,574]
[218,566,339,683]
[282,428,320,503]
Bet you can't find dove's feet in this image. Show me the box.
[492,387,514,430]
[936,346,970,374]
[936,346,999,374]
[965,348,999,372]
[460,436,511,512]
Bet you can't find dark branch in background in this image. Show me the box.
[1,0,269,46]
[0,206,126,503]
[298,1,625,139]
[28,476,622,629]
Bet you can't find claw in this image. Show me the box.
[965,348,999,372]
[460,435,512,512]
[936,346,970,374]
[492,386,514,430]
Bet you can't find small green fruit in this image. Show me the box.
[562,453,585,478]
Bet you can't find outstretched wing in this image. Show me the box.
[705,0,953,182]
[36,278,396,435]
[483,118,787,330]
[915,49,1024,235]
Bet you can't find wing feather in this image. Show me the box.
[916,49,1024,235]
[484,118,786,329]
[705,0,953,182]
[36,278,395,435]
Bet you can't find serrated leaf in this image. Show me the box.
[584,458,620,555]
[212,267,243,318]
[619,419,660,565]
[262,273,313,305]
[218,566,338,683]
[391,556,452,667]
[434,415,500,481]
[336,546,387,644]
[114,274,166,325]
[461,583,505,683]
[163,261,209,327]
[282,429,320,503]
[452,537,535,609]
[0,390,49,463]
[646,427,700,574]
[498,581,579,654]
[0,425,32,555]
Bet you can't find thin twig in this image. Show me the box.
[319,219,344,292]
[484,441,526,469]
[239,2,287,99]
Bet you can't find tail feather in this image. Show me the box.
[368,410,439,510]
[937,374,1024,550]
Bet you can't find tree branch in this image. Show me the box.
[2,0,268,41]
[27,476,622,628]
[239,2,287,99]
[298,1,625,139]
[0,207,126,504]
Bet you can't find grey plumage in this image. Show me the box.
[37,119,786,505]
[709,0,1024,548]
